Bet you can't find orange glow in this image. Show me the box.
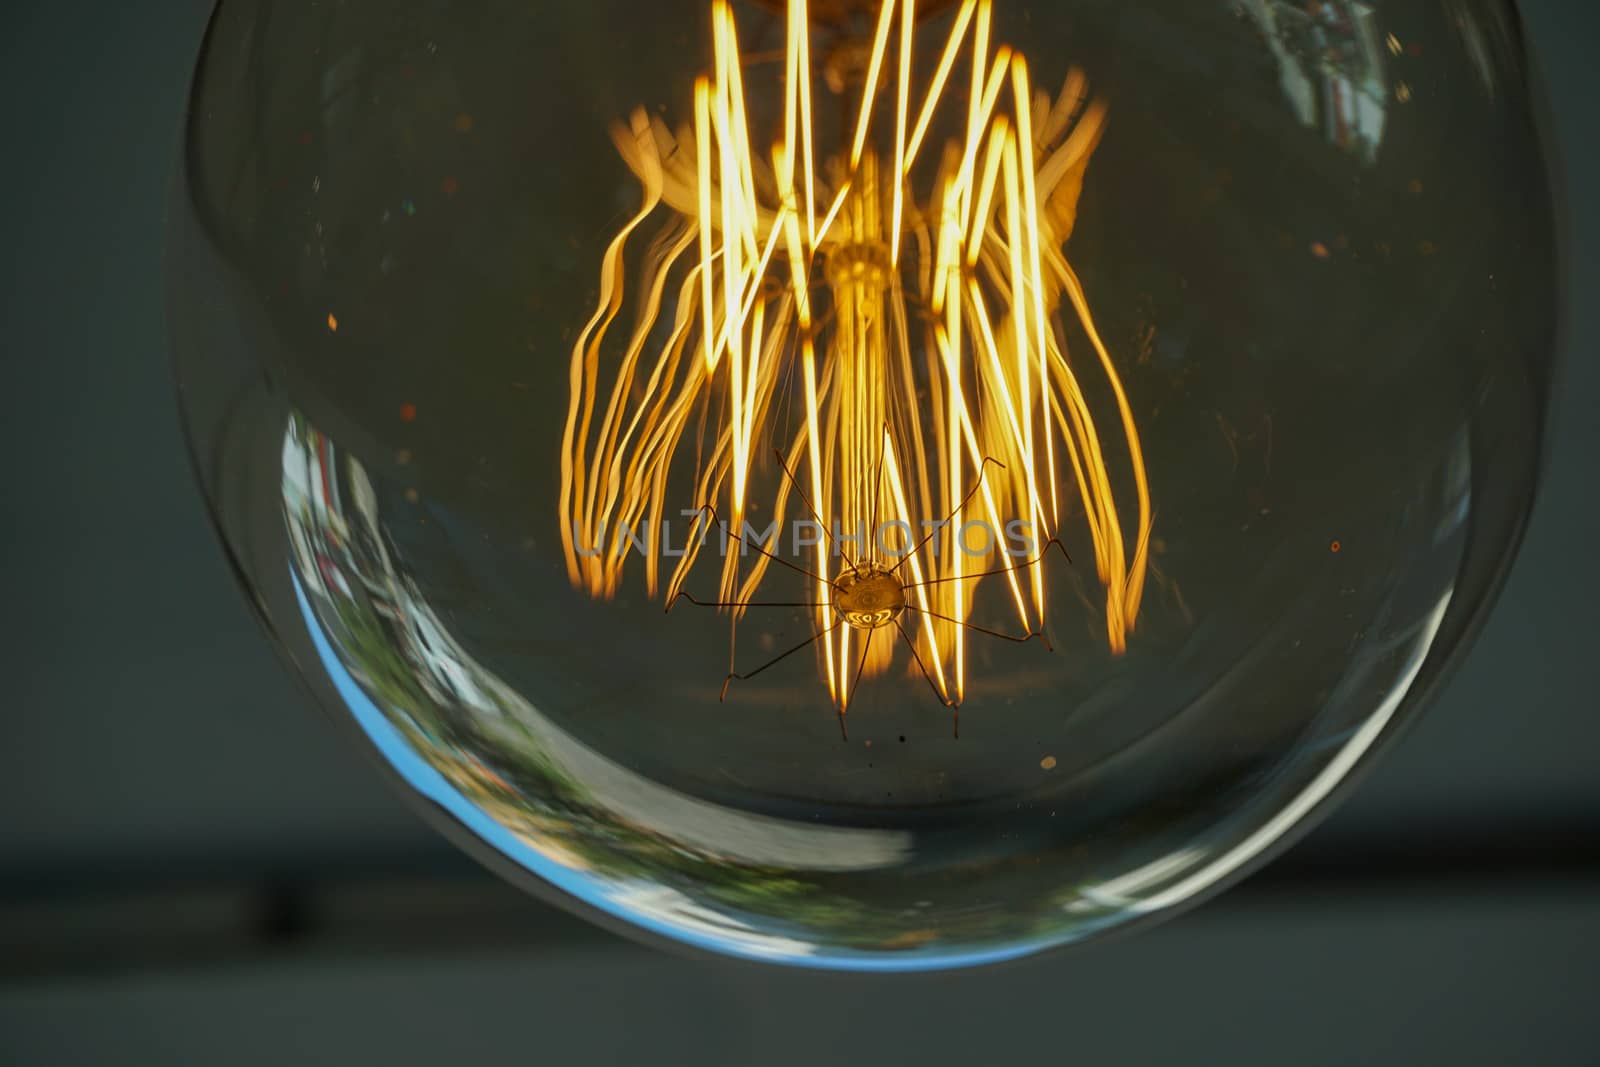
[559,0,1151,712]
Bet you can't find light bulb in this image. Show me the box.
[169,0,1559,968]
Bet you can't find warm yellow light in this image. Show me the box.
[559,0,1151,730]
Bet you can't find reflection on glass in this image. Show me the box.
[170,0,1558,969]
[1242,1,1390,161]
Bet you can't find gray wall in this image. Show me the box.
[1,1,1595,1063]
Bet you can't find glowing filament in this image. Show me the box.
[559,0,1152,712]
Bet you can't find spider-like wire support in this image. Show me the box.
[668,453,1071,738]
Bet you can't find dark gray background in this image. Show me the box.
[1,1,1595,1063]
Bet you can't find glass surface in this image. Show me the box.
[168,0,1559,969]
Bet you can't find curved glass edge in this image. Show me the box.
[294,569,1079,971]
[281,408,1458,971]
[163,0,1563,972]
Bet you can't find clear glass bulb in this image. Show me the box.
[168,0,1559,968]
